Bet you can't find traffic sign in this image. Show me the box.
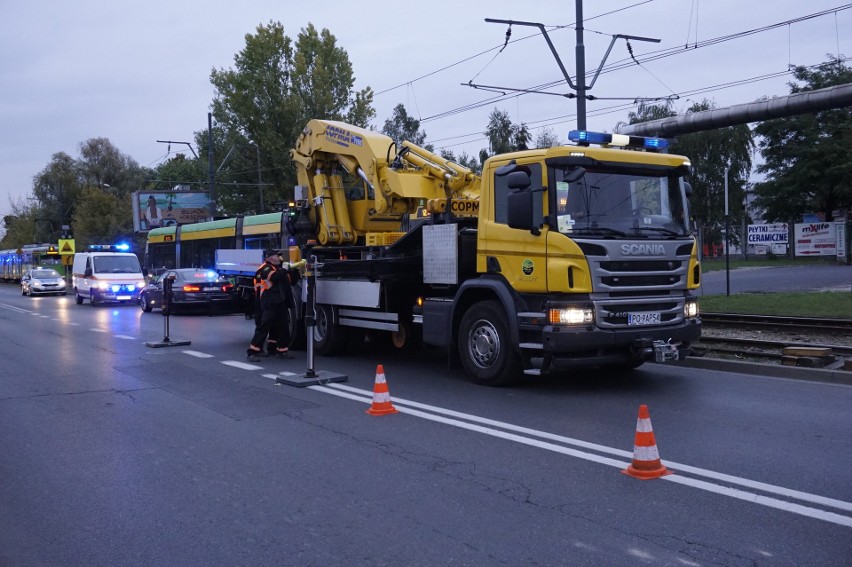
[58,238,75,255]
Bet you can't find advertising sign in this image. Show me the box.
[794,222,840,256]
[132,191,210,232]
[747,223,788,245]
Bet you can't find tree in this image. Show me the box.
[484,108,515,156]
[627,100,754,247]
[753,56,852,222]
[32,152,83,239]
[78,138,148,198]
[534,127,562,149]
[72,187,136,250]
[382,104,431,150]
[209,21,375,210]
[150,154,206,192]
[0,200,40,247]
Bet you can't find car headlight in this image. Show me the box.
[97,281,110,290]
[549,306,595,325]
[684,300,699,319]
[136,281,145,289]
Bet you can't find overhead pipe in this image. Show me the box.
[616,83,852,137]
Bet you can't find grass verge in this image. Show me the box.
[699,291,852,318]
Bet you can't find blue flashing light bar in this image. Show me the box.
[568,130,669,151]
[87,243,132,252]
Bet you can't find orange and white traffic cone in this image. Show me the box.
[366,364,399,416]
[621,404,673,480]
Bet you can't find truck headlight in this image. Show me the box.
[97,281,110,290]
[136,281,145,289]
[549,307,594,325]
[684,300,699,319]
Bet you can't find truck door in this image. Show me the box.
[479,161,548,294]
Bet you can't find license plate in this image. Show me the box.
[117,295,132,300]
[628,312,660,326]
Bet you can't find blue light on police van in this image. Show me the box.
[114,243,131,251]
[206,270,217,279]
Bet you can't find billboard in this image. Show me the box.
[132,191,210,232]
[794,222,842,256]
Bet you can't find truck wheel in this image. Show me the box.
[75,289,84,305]
[312,304,348,356]
[90,291,99,306]
[458,301,521,386]
[390,318,420,350]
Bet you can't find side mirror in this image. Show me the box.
[507,190,535,232]
[84,267,92,277]
[683,182,693,198]
[506,170,531,190]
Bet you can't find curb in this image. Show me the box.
[667,356,852,386]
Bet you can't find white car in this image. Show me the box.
[21,268,67,296]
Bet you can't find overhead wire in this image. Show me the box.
[418,5,851,151]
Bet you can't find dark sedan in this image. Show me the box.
[139,269,239,314]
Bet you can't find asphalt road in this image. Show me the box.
[700,263,850,295]
[1,286,851,566]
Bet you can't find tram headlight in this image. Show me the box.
[684,300,699,319]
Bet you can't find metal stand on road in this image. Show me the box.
[277,255,347,387]
[145,274,191,348]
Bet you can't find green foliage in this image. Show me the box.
[71,188,136,249]
[382,104,429,149]
[25,140,147,244]
[534,127,562,149]
[753,56,852,222]
[0,200,40,247]
[484,108,515,155]
[208,21,375,211]
[150,154,205,192]
[699,291,852,318]
[480,109,535,164]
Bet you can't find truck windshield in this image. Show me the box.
[94,256,141,274]
[554,168,689,238]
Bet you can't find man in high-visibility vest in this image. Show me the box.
[247,250,305,360]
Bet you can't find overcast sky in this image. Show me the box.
[2,0,850,225]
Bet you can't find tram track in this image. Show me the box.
[697,313,852,368]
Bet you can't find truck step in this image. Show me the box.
[519,342,544,350]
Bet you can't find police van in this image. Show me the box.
[72,246,146,305]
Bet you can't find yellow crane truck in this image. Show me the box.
[285,119,701,385]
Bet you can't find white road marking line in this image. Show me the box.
[0,303,31,314]
[262,374,280,380]
[221,360,264,370]
[313,383,852,528]
[183,351,215,358]
[90,328,107,333]
[115,335,135,340]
